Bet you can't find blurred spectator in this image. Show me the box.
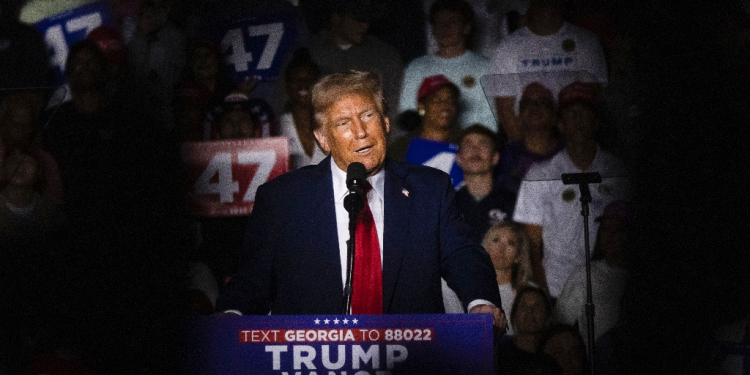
[204,92,277,140]
[275,0,402,123]
[127,0,186,131]
[495,285,562,375]
[444,221,534,335]
[453,125,515,240]
[489,0,607,142]
[175,39,233,141]
[540,323,589,375]
[197,90,277,290]
[0,146,64,244]
[399,0,496,131]
[40,38,191,374]
[494,82,563,204]
[513,81,630,298]
[187,261,219,315]
[0,0,50,92]
[423,0,522,59]
[298,0,425,64]
[279,47,326,170]
[555,200,631,347]
[387,74,461,160]
[0,91,63,204]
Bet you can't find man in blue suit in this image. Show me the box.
[216,71,506,330]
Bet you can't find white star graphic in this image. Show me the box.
[314,319,320,324]
[333,319,340,324]
[352,318,358,324]
[343,318,349,324]
[324,319,330,324]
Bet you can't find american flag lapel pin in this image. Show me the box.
[402,189,409,197]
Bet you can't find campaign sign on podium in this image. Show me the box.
[183,314,494,375]
[404,138,464,190]
[181,138,289,217]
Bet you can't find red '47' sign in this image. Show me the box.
[181,138,289,217]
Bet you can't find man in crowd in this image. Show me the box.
[217,71,506,331]
[494,82,563,202]
[490,0,607,142]
[454,124,515,242]
[274,0,403,124]
[399,0,496,131]
[512,81,630,298]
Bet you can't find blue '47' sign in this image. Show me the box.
[34,0,116,85]
[201,8,300,84]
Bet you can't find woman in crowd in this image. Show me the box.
[443,220,534,336]
[388,74,462,161]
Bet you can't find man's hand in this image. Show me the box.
[469,304,507,334]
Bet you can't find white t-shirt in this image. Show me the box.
[488,22,608,111]
[279,113,327,170]
[398,51,497,131]
[512,147,630,297]
[555,260,628,346]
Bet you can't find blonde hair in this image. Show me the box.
[482,221,534,290]
[311,70,387,133]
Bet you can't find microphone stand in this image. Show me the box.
[342,192,364,314]
[562,172,601,375]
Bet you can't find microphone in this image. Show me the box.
[345,162,366,214]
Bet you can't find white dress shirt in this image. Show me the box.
[330,159,385,286]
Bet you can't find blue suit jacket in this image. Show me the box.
[216,157,502,314]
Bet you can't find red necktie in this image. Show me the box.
[351,184,383,314]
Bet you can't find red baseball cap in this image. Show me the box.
[86,26,125,66]
[417,74,458,103]
[557,81,599,110]
[520,81,554,104]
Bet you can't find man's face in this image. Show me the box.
[431,10,470,50]
[419,86,458,132]
[456,132,499,175]
[519,91,555,132]
[67,48,108,91]
[512,291,548,334]
[558,103,597,144]
[314,93,390,176]
[332,13,370,46]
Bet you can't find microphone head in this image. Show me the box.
[346,162,367,190]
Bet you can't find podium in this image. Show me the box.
[182,314,495,374]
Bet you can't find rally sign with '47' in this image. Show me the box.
[181,138,289,217]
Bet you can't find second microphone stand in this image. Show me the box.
[562,172,601,375]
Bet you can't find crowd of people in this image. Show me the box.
[1,0,749,374]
